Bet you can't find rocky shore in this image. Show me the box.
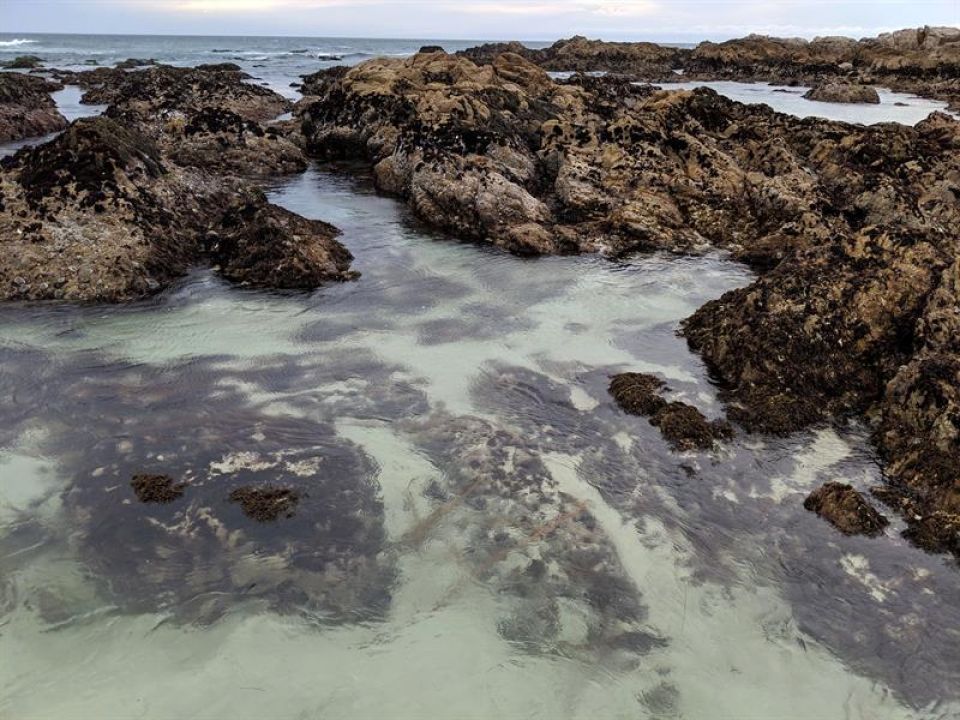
[0,62,353,301]
[0,31,956,558]
[457,26,960,109]
[297,48,959,557]
[0,72,67,142]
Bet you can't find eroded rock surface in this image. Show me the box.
[803,82,880,104]
[681,113,960,555]
[0,116,353,301]
[0,72,67,142]
[299,52,957,266]
[804,482,889,536]
[460,27,960,108]
[609,372,732,450]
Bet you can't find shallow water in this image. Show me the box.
[655,80,954,125]
[1,163,958,719]
[0,84,104,158]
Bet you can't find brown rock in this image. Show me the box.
[609,372,732,450]
[803,82,880,103]
[130,474,186,504]
[229,485,300,522]
[609,372,667,415]
[804,482,889,536]
[0,72,67,142]
[0,116,354,302]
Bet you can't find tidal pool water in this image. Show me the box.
[655,80,955,125]
[1,164,958,720]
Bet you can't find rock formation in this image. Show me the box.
[298,52,956,262]
[804,482,889,536]
[0,72,66,142]
[0,117,353,302]
[608,372,733,450]
[459,27,960,108]
[298,49,960,556]
[803,82,881,103]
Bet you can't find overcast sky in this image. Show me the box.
[3,0,958,41]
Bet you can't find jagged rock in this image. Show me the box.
[458,36,685,77]
[209,201,354,288]
[0,116,353,302]
[608,372,732,450]
[609,373,667,415]
[0,72,67,142]
[229,485,300,521]
[76,63,289,121]
[681,114,960,555]
[804,482,889,536]
[130,474,186,504]
[159,106,307,176]
[459,27,960,107]
[803,82,880,103]
[114,58,157,69]
[298,52,956,265]
[4,55,44,69]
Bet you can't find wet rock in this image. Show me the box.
[114,58,157,70]
[130,473,186,503]
[78,63,289,121]
[161,106,307,176]
[229,485,300,522]
[400,410,658,663]
[651,402,734,451]
[803,82,880,104]
[903,512,960,556]
[210,201,355,287]
[804,482,889,536]
[609,373,732,450]
[5,55,44,69]
[458,36,686,78]
[459,27,960,107]
[48,361,394,622]
[0,116,354,302]
[0,72,67,142]
[298,51,956,262]
[418,45,445,54]
[608,373,667,416]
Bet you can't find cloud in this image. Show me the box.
[4,0,958,39]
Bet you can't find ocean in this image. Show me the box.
[1,32,959,720]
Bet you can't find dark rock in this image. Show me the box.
[608,372,667,415]
[0,116,355,302]
[0,72,67,142]
[651,403,734,451]
[229,485,301,522]
[114,58,157,69]
[210,201,355,288]
[609,372,732,450]
[903,512,960,555]
[79,64,287,121]
[804,482,889,536]
[418,45,445,54]
[5,55,44,69]
[130,473,186,503]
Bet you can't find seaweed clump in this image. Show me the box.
[130,473,186,504]
[229,485,301,522]
[609,372,733,451]
[804,482,889,536]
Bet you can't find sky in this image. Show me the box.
[2,0,958,41]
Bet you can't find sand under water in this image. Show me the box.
[0,76,958,719]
